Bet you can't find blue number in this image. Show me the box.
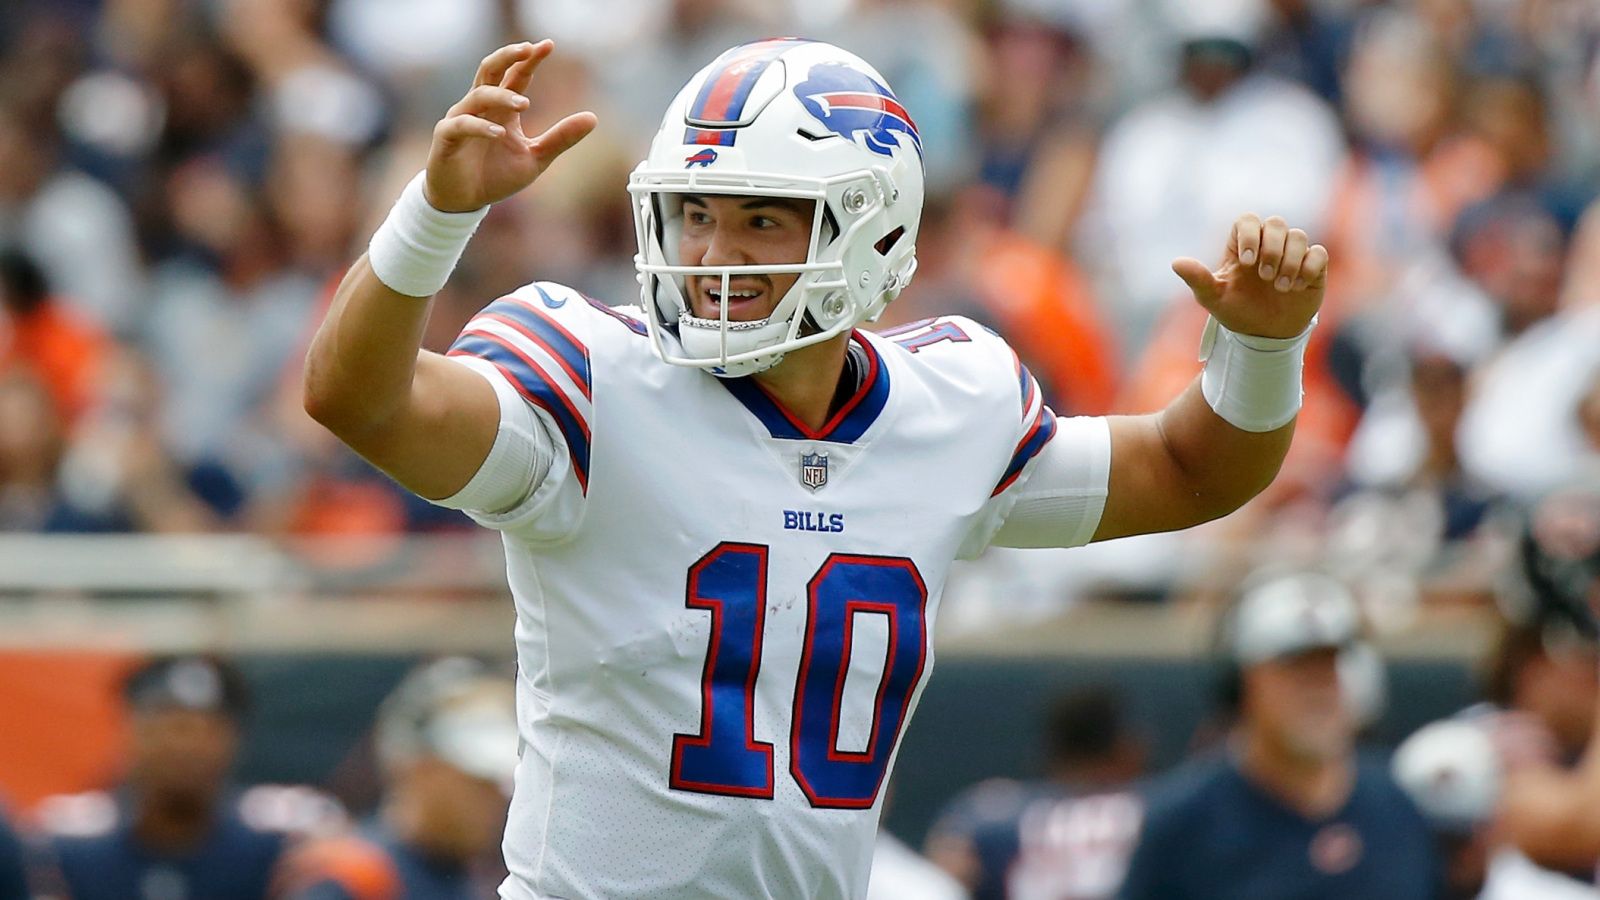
[792,555,928,808]
[670,543,775,798]
[671,548,929,808]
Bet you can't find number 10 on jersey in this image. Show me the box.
[670,542,930,809]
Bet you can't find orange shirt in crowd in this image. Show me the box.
[971,231,1121,416]
[1,300,111,427]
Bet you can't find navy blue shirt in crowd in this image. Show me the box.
[48,801,285,900]
[0,810,28,900]
[1117,751,1440,900]
[292,825,480,900]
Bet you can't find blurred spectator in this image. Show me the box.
[0,96,144,333]
[1333,343,1507,599]
[1455,196,1600,500]
[1254,0,1356,105]
[0,246,111,427]
[139,157,321,488]
[968,14,1097,248]
[0,369,97,532]
[1082,0,1345,348]
[1483,621,1598,770]
[1495,480,1600,873]
[34,656,306,900]
[0,805,25,900]
[925,686,1146,900]
[1393,718,1599,899]
[883,189,1121,415]
[279,658,515,899]
[1117,574,1438,899]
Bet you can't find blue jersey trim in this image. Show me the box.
[718,332,890,444]
[993,407,1057,496]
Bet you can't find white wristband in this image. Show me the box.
[1198,316,1315,433]
[367,172,489,298]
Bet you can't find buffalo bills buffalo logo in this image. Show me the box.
[793,64,922,160]
[685,148,719,168]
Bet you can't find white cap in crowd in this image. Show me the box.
[1229,573,1362,666]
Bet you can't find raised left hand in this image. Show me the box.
[1172,214,1328,340]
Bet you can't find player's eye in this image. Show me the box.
[685,210,711,226]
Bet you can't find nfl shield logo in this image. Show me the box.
[800,451,829,491]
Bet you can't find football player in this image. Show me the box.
[303,38,1328,900]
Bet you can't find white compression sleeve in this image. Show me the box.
[433,357,554,515]
[990,416,1112,549]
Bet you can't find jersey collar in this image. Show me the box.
[717,331,891,444]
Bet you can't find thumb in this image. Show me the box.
[1172,257,1223,308]
[530,111,598,163]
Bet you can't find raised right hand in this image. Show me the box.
[424,40,598,213]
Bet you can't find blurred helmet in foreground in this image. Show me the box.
[1392,720,1500,833]
[375,658,518,791]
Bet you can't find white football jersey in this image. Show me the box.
[443,281,1109,900]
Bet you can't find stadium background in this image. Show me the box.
[1,0,1598,893]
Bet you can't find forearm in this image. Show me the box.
[1154,378,1293,523]
[302,254,432,433]
[1501,767,1600,869]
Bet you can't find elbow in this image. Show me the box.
[300,353,364,436]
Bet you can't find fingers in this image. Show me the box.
[500,48,546,96]
[1299,244,1330,290]
[529,111,599,160]
[434,113,505,146]
[1233,213,1263,267]
[1256,215,1289,284]
[1275,228,1309,291]
[451,85,530,120]
[473,41,549,89]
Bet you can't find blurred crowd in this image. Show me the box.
[2,548,1599,898]
[0,0,1595,595]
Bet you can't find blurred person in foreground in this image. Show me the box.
[1118,574,1438,899]
[0,806,27,899]
[34,655,323,900]
[1394,719,1599,899]
[925,686,1146,900]
[303,33,1330,899]
[1493,480,1600,874]
[1455,194,1600,501]
[280,658,516,899]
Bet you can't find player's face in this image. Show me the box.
[127,709,239,804]
[1243,648,1354,763]
[678,194,816,323]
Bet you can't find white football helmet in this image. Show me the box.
[629,39,925,377]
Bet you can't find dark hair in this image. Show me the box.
[0,247,49,316]
[1043,686,1128,767]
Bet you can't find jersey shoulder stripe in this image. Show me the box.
[993,348,1055,496]
[585,295,649,335]
[448,332,592,492]
[476,291,593,399]
[994,403,1057,496]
